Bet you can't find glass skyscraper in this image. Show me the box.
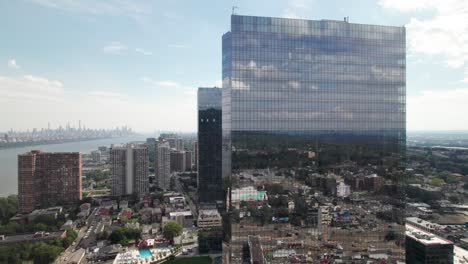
[222,15,405,263]
[198,87,223,206]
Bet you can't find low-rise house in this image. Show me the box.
[169,211,193,228]
[60,220,75,230]
[80,203,91,216]
[27,207,63,222]
[139,207,162,224]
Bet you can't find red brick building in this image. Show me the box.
[18,151,82,213]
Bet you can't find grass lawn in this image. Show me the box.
[162,256,212,264]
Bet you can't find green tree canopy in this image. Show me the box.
[32,242,62,264]
[0,195,18,224]
[163,221,183,242]
[431,177,445,186]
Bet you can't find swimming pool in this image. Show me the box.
[139,249,153,258]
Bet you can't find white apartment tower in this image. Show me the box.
[156,141,171,190]
[110,144,149,197]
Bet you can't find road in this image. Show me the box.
[174,173,198,218]
[54,208,97,263]
[0,231,65,245]
[54,226,87,263]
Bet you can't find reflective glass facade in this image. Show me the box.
[222,15,406,263]
[198,87,223,205]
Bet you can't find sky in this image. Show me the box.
[1,0,468,133]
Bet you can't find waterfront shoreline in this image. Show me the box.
[0,136,137,150]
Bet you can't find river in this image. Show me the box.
[0,135,147,197]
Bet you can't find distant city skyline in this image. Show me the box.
[1,0,468,132]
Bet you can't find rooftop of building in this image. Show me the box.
[454,245,468,264]
[29,206,63,216]
[406,224,453,246]
[110,143,147,149]
[406,217,444,231]
[231,186,268,202]
[231,14,406,29]
[169,211,192,217]
[20,150,80,155]
[198,209,221,218]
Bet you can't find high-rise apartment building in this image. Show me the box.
[185,151,193,171]
[192,141,198,170]
[176,138,184,151]
[156,142,171,190]
[198,87,223,206]
[146,137,157,163]
[166,138,177,149]
[18,151,82,213]
[110,144,149,197]
[91,150,101,162]
[170,150,186,172]
[222,15,406,262]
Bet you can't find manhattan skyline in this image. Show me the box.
[1,0,467,132]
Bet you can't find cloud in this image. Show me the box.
[103,42,127,54]
[135,48,152,56]
[283,0,314,19]
[7,59,20,69]
[231,80,250,90]
[463,68,468,83]
[379,0,468,69]
[141,77,180,87]
[408,87,468,130]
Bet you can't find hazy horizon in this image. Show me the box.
[1,0,468,132]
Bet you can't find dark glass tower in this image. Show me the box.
[222,15,406,263]
[198,87,223,206]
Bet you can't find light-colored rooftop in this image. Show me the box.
[406,217,443,231]
[169,211,192,217]
[231,186,267,202]
[406,224,452,246]
[199,209,220,217]
[454,246,468,264]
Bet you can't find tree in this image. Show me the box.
[449,195,460,204]
[261,206,273,225]
[108,228,140,245]
[98,230,109,240]
[431,177,445,187]
[385,230,397,241]
[34,223,48,232]
[163,221,182,242]
[109,229,124,244]
[32,242,62,264]
[0,195,18,224]
[265,184,284,195]
[62,229,78,248]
